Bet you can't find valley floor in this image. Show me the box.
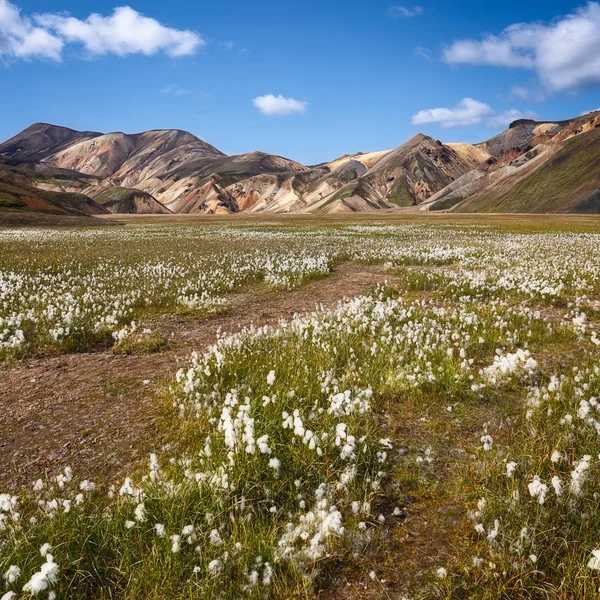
[2,218,600,599]
[0,264,392,492]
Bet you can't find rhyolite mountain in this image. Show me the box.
[1,110,599,216]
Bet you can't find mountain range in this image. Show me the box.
[1,110,599,218]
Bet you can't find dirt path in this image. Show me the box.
[0,263,394,492]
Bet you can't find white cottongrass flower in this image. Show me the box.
[22,555,59,595]
[506,461,517,477]
[209,529,223,546]
[208,559,223,575]
[40,543,51,557]
[134,502,146,523]
[528,476,548,505]
[436,567,447,579]
[79,480,96,493]
[587,549,600,570]
[570,455,592,496]
[481,435,493,451]
[551,476,563,498]
[3,565,21,584]
[266,370,276,386]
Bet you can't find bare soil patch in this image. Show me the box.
[0,263,395,492]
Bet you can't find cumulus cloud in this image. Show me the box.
[37,6,204,57]
[442,2,600,92]
[0,0,63,60]
[0,1,204,61]
[387,5,423,18]
[412,98,536,128]
[253,94,308,117]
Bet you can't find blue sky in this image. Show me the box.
[1,0,599,164]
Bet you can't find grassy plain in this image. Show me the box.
[2,216,600,599]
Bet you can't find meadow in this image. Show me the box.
[2,217,600,599]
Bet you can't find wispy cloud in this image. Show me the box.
[414,46,432,60]
[253,94,308,117]
[0,1,204,61]
[412,97,536,128]
[510,86,546,103]
[387,5,423,18]
[161,84,192,96]
[442,2,600,92]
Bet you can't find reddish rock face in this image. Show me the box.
[2,111,599,215]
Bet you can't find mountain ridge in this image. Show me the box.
[1,110,598,216]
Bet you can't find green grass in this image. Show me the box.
[458,128,600,214]
[3,221,600,598]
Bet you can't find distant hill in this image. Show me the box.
[421,111,600,213]
[90,187,172,215]
[0,160,107,217]
[1,111,599,216]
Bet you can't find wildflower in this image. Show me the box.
[506,461,517,477]
[208,559,223,575]
[79,480,96,493]
[40,543,51,557]
[257,435,271,454]
[550,450,562,463]
[155,523,166,537]
[528,476,548,505]
[3,565,21,584]
[436,567,447,579]
[266,370,276,386]
[481,435,493,451]
[551,476,563,498]
[587,549,600,570]
[170,535,181,553]
[570,455,592,496]
[22,555,59,595]
[125,520,136,529]
[134,502,146,522]
[209,529,223,546]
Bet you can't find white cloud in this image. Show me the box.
[37,6,204,57]
[443,2,600,92]
[412,97,536,128]
[0,0,63,60]
[443,36,533,69]
[0,2,204,61]
[387,5,423,18]
[253,94,308,117]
